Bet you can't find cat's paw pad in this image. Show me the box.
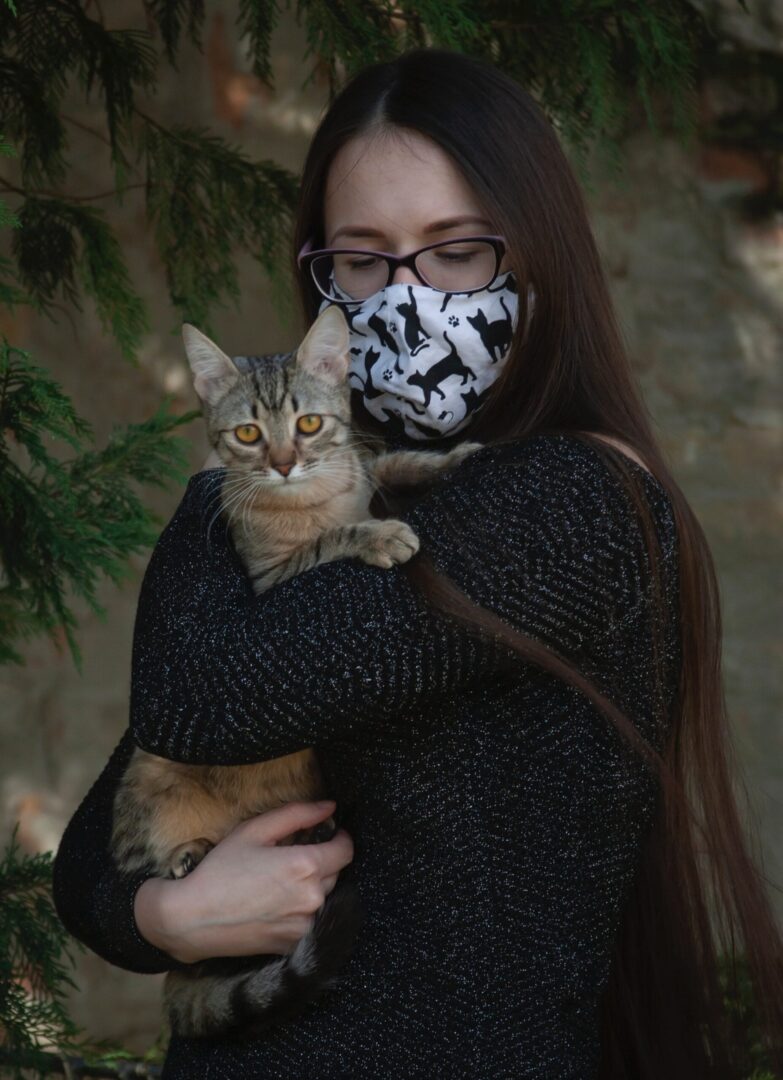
[167,837,215,879]
[361,521,420,568]
[448,315,460,326]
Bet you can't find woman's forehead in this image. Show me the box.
[323,128,488,246]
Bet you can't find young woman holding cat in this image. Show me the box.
[53,48,783,1078]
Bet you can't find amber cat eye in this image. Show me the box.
[296,415,322,435]
[234,424,262,444]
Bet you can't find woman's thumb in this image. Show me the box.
[252,799,336,845]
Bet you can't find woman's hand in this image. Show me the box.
[134,800,354,964]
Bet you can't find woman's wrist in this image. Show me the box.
[134,876,199,964]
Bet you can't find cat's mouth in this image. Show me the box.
[264,471,303,485]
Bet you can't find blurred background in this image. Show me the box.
[0,0,780,1060]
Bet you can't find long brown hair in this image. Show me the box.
[291,48,783,1078]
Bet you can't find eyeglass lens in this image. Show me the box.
[311,240,499,301]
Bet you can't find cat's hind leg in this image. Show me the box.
[112,750,237,878]
[168,837,216,879]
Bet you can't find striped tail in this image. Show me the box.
[162,880,363,1039]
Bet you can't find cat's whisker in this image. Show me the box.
[240,479,265,540]
[215,475,253,506]
[221,479,259,527]
[192,471,229,501]
[196,475,236,532]
[217,479,256,504]
[209,478,259,543]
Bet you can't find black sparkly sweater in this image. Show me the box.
[52,433,681,1080]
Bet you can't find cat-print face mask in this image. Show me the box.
[318,270,534,440]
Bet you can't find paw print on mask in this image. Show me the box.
[448,315,460,327]
[382,369,393,381]
[388,323,398,334]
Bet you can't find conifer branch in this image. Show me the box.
[237,0,283,82]
[0,826,83,1074]
[0,827,169,1078]
[141,118,298,330]
[145,0,206,65]
[10,198,148,359]
[0,177,147,202]
[0,342,199,667]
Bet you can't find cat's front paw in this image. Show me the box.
[167,837,215,879]
[360,520,420,568]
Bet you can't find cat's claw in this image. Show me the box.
[167,837,215,879]
[361,520,420,568]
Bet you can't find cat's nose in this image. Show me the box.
[272,462,295,477]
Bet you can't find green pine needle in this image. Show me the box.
[0,341,198,668]
[0,825,82,1072]
[143,122,298,331]
[147,0,207,64]
[238,0,284,82]
[12,198,148,361]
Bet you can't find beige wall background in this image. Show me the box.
[0,2,780,1052]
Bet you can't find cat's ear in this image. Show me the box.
[182,324,239,405]
[296,305,350,384]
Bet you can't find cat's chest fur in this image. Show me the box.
[229,464,375,583]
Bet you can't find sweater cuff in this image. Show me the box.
[113,872,190,975]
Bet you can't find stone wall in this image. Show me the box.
[0,2,780,1052]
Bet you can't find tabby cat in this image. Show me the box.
[111,305,480,1039]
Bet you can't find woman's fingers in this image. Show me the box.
[321,873,338,896]
[142,802,355,962]
[241,800,337,846]
[305,828,355,878]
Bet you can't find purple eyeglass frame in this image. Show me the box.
[296,234,507,302]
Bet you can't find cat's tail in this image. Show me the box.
[162,880,363,1040]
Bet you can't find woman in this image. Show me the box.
[52,48,783,1078]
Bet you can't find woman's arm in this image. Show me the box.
[129,467,493,765]
[52,727,354,972]
[129,441,654,766]
[52,435,673,974]
[52,729,189,974]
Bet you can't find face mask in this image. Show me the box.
[318,271,535,440]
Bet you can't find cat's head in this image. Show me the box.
[182,305,353,493]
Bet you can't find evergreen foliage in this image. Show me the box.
[0,0,723,667]
[0,341,198,667]
[0,824,776,1078]
[142,122,297,328]
[0,0,777,1075]
[0,828,168,1078]
[0,827,84,1078]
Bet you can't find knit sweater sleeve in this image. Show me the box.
[51,436,673,977]
[129,441,658,766]
[52,727,190,975]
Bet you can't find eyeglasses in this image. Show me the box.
[297,235,507,304]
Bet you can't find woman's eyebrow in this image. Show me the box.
[328,215,493,245]
[423,215,493,234]
[329,225,386,244]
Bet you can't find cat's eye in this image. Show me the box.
[296,414,322,435]
[234,424,262,444]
